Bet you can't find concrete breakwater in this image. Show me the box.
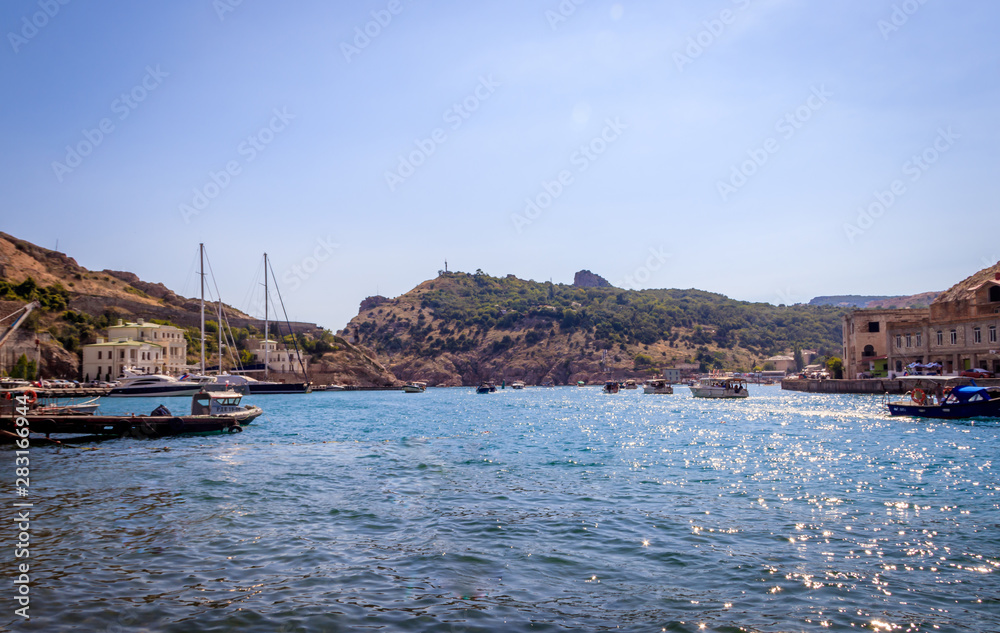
[781,377,1000,395]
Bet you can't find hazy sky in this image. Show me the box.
[2,1,998,329]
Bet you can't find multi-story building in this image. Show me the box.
[843,263,1000,377]
[842,308,929,378]
[246,337,309,374]
[81,318,188,381]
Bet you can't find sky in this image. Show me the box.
[1,0,998,330]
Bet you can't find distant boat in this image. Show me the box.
[691,377,748,399]
[643,379,673,395]
[623,379,638,390]
[476,383,491,394]
[603,380,620,394]
[402,382,426,393]
[511,381,525,390]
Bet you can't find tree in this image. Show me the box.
[794,348,804,371]
[826,356,844,379]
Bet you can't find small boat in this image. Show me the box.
[603,381,620,394]
[476,383,491,394]
[185,373,250,395]
[623,379,638,390]
[691,378,748,399]
[108,368,203,398]
[511,381,525,390]
[888,384,1000,419]
[576,381,586,387]
[402,382,426,393]
[643,379,673,395]
[2,390,262,439]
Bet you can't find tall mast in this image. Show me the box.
[217,299,223,373]
[263,252,269,381]
[199,243,205,375]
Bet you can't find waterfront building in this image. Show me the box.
[842,263,1000,377]
[764,355,797,373]
[246,337,309,374]
[81,318,188,380]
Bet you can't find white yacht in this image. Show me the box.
[690,377,749,399]
[108,368,203,398]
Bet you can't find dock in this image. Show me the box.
[781,377,1000,395]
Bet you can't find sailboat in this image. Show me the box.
[231,253,311,395]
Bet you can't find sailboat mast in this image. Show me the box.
[263,253,269,381]
[217,300,223,373]
[199,243,206,375]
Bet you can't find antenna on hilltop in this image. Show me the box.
[445,259,448,273]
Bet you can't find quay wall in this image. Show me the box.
[781,377,1000,395]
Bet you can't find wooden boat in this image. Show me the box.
[643,379,673,395]
[603,381,620,394]
[2,391,262,440]
[691,378,748,399]
[888,384,1000,419]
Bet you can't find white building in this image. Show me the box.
[81,318,189,381]
[82,338,165,382]
[247,338,309,374]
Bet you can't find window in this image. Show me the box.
[906,334,912,348]
[97,351,102,359]
[120,350,125,359]
[974,327,982,344]
[936,331,943,345]
[868,321,880,333]
[991,286,1000,302]
[950,330,957,345]
[896,335,902,349]
[990,326,997,343]
[916,333,922,347]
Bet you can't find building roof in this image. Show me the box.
[83,339,163,348]
[766,355,795,361]
[108,321,182,331]
[933,261,1000,304]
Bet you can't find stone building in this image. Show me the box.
[842,263,1000,377]
[81,318,189,381]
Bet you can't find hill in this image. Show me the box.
[0,233,397,385]
[343,270,849,386]
[810,293,939,309]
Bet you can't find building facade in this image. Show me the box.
[247,338,309,374]
[81,318,189,380]
[843,264,1000,377]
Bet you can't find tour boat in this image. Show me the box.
[603,381,620,394]
[887,384,1000,419]
[690,377,748,399]
[643,379,674,395]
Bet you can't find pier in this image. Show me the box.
[781,377,1000,395]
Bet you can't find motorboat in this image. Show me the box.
[402,382,426,393]
[643,379,674,395]
[33,397,100,415]
[511,381,525,390]
[193,373,311,395]
[108,368,203,398]
[888,384,1000,419]
[690,377,748,399]
[623,379,638,390]
[2,390,262,439]
[603,381,620,394]
[476,383,492,394]
[184,373,250,395]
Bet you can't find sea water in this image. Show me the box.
[2,386,998,632]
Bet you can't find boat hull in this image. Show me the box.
[887,399,1000,419]
[643,386,674,394]
[690,387,748,398]
[246,382,311,395]
[108,384,203,398]
[3,407,262,439]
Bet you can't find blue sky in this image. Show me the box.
[2,0,998,329]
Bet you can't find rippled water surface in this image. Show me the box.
[3,386,999,632]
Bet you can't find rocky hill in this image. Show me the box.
[342,270,848,386]
[0,232,398,385]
